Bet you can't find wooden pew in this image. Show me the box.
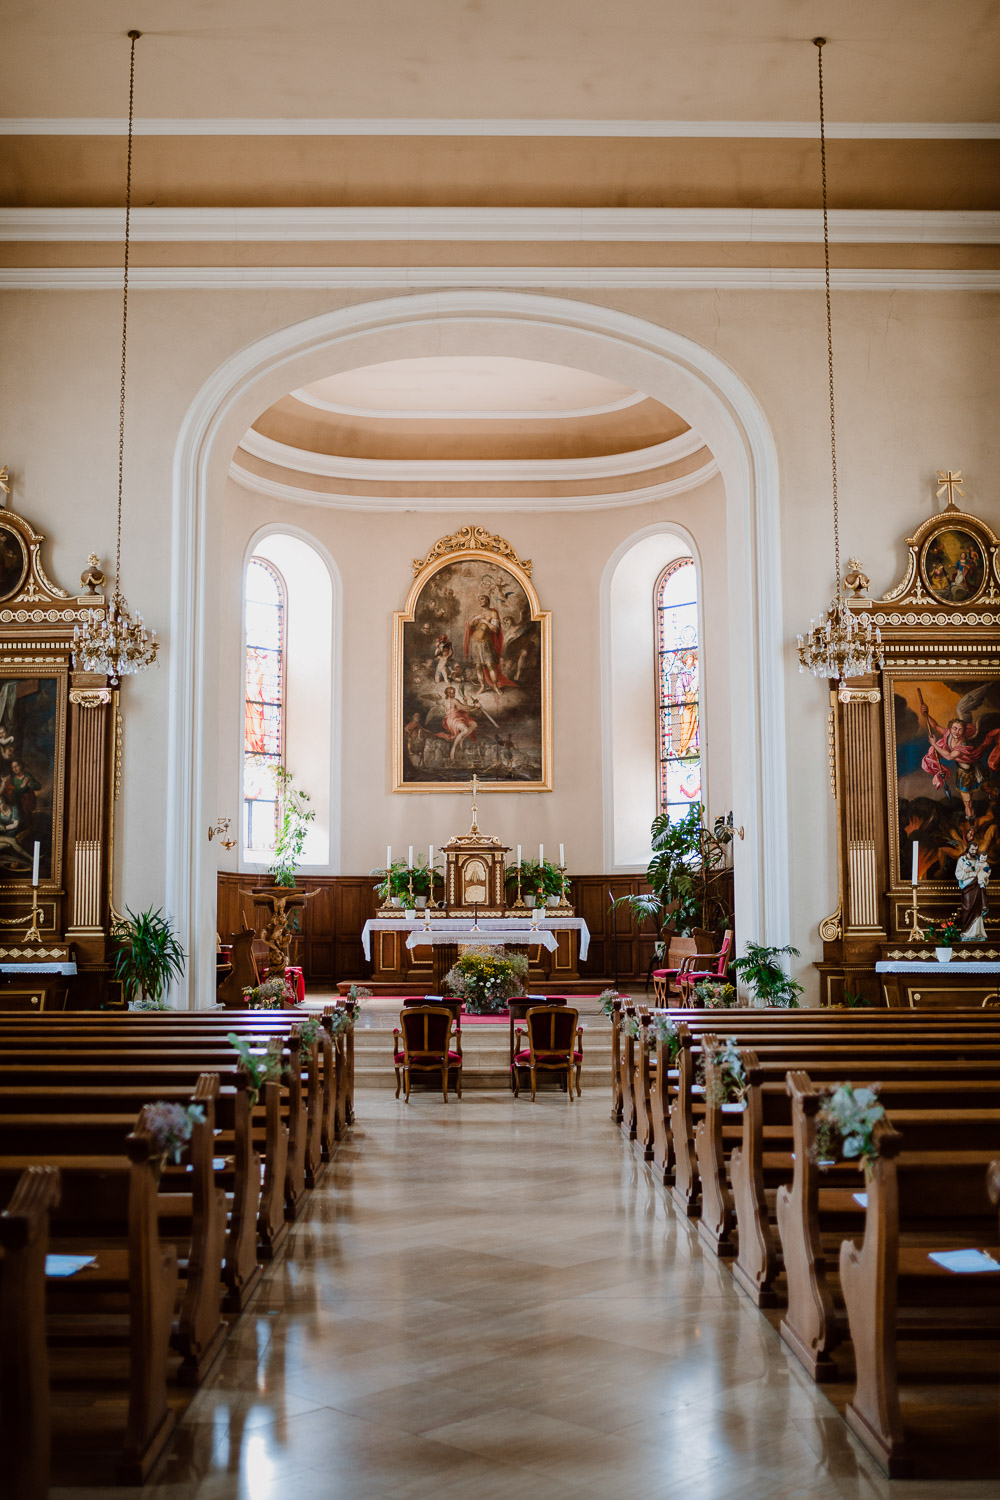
[0,1166,60,1500]
[0,1117,179,1483]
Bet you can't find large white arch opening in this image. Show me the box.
[169,290,788,1007]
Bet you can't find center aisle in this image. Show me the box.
[122,1092,996,1500]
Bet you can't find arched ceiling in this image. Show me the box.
[232,354,715,508]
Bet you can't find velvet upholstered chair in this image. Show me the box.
[511,1005,583,1102]
[393,1005,463,1102]
[675,929,734,1007]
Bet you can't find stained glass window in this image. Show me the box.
[655,557,701,823]
[244,557,285,853]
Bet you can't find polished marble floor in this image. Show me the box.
[55,1090,999,1499]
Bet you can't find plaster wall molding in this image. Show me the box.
[3,266,998,292]
[2,117,997,139]
[227,457,721,511]
[238,423,708,483]
[290,385,649,422]
[2,206,997,244]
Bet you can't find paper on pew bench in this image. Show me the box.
[929,1248,1000,1274]
[46,1254,97,1277]
[853,1192,868,1207]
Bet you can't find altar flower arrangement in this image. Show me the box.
[226,1033,285,1104]
[700,1037,749,1109]
[694,979,737,1009]
[811,1084,884,1175]
[444,946,529,1015]
[242,977,288,1009]
[144,1101,205,1166]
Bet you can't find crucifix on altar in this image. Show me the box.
[441,775,510,914]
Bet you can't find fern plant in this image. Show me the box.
[113,906,186,1005]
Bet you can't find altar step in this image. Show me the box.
[352,1022,613,1091]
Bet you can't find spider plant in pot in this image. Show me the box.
[113,906,186,1007]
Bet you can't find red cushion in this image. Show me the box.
[512,1049,583,1065]
[394,1050,462,1064]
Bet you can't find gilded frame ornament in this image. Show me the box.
[392,528,552,793]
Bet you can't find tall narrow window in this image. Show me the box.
[244,557,285,853]
[655,557,701,821]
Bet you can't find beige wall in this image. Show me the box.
[2,284,998,997]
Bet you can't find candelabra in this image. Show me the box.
[902,885,933,943]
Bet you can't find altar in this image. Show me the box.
[363,916,590,993]
[875,959,1000,1009]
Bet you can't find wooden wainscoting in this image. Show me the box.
[217,873,659,988]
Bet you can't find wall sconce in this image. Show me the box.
[208,817,236,850]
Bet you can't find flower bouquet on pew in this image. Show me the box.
[810,1083,884,1176]
[144,1101,206,1172]
[649,1014,681,1059]
[598,988,623,1017]
[693,978,738,1009]
[699,1037,749,1108]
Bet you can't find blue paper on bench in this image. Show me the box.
[46,1254,97,1277]
[929,1248,1000,1274]
[853,1192,868,1207]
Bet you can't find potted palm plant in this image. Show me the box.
[613,803,736,942]
[730,941,803,1008]
[113,906,186,1008]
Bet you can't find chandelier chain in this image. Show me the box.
[816,38,841,597]
[115,29,139,601]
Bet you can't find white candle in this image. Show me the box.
[386,845,391,870]
[31,841,39,887]
[517,843,522,866]
[538,843,544,865]
[911,840,919,885]
[408,845,413,869]
[428,844,434,871]
[559,843,565,867]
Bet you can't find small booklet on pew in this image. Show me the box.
[45,1254,98,1277]
[929,1248,1000,1274]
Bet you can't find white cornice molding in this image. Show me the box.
[239,424,707,482]
[2,117,997,139]
[1,266,997,292]
[227,458,721,512]
[290,384,649,422]
[2,207,997,245]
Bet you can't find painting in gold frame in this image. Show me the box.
[0,665,67,887]
[884,665,1000,890]
[392,529,552,793]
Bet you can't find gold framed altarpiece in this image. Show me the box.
[392,526,552,793]
[817,483,1000,1006]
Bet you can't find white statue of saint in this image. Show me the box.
[955,840,990,941]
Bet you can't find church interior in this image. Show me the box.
[1,2,999,1496]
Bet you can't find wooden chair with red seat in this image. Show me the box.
[393,1005,464,1102]
[651,928,716,1005]
[511,1005,583,1102]
[675,929,734,1007]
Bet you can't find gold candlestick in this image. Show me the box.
[24,885,42,943]
[512,861,526,910]
[903,884,930,942]
[556,862,572,911]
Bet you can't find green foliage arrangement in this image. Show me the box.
[269,767,316,888]
[694,978,737,1009]
[297,1017,323,1050]
[598,988,623,1017]
[505,857,541,898]
[369,860,417,903]
[701,1037,749,1109]
[226,1033,285,1105]
[649,1014,680,1059]
[444,945,529,1015]
[130,996,172,1012]
[730,942,803,1008]
[538,860,565,899]
[613,804,736,940]
[812,1084,885,1175]
[113,906,186,1006]
[327,1009,356,1037]
[620,1013,641,1040]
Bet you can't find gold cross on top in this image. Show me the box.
[936,469,964,510]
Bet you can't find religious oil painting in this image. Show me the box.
[0,671,65,883]
[920,528,987,604]
[393,532,552,792]
[0,523,29,602]
[888,673,1000,886]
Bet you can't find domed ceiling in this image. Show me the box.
[232,355,716,509]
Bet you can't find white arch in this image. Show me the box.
[240,523,344,877]
[169,290,788,1006]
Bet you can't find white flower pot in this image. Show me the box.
[415,896,427,910]
[404,908,416,921]
[546,895,560,908]
[524,894,536,908]
[935,946,953,963]
[390,896,402,907]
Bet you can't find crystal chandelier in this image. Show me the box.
[796,38,883,692]
[73,30,157,685]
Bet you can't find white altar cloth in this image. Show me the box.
[0,962,78,975]
[875,961,1000,974]
[362,916,590,962]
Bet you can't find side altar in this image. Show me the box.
[365,778,589,992]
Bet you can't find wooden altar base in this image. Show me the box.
[338,979,604,997]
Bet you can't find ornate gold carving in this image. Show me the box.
[818,908,842,942]
[843,558,870,596]
[69,688,112,708]
[412,526,532,578]
[81,554,106,594]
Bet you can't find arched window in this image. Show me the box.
[655,556,701,822]
[244,556,285,852]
